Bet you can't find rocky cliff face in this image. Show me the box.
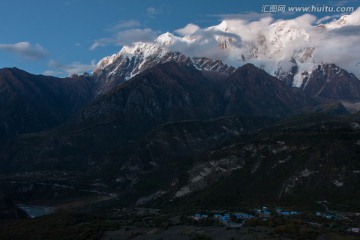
[302,64,360,100]
[136,115,360,207]
[221,63,306,117]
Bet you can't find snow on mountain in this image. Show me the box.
[96,41,168,72]
[325,10,360,29]
[214,10,360,87]
[93,8,360,92]
[93,41,180,94]
[95,33,194,75]
[156,32,181,46]
[192,57,235,75]
[267,20,310,57]
[240,18,315,87]
[93,33,235,95]
[206,21,233,49]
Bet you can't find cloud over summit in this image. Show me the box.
[162,7,360,79]
[92,7,360,82]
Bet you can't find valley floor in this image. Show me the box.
[101,225,272,240]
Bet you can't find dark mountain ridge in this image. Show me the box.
[0,57,359,214]
[0,67,94,139]
[222,63,307,116]
[302,63,360,100]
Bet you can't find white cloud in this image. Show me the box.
[175,24,200,36]
[167,26,243,62]
[164,8,360,78]
[0,42,48,59]
[316,15,339,24]
[42,70,63,76]
[114,28,157,44]
[326,7,360,28]
[91,28,157,50]
[90,41,105,50]
[107,20,141,32]
[48,59,96,75]
[92,7,360,79]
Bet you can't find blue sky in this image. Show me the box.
[0,0,357,76]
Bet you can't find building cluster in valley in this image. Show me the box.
[191,206,360,234]
[192,207,299,227]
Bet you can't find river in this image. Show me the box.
[17,204,56,218]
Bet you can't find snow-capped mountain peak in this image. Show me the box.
[156,32,177,46]
[95,42,168,71]
[93,40,235,95]
[93,8,360,94]
[325,11,360,29]
[96,53,121,70]
[212,20,229,32]
[268,21,310,50]
[206,20,233,49]
[120,42,168,59]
